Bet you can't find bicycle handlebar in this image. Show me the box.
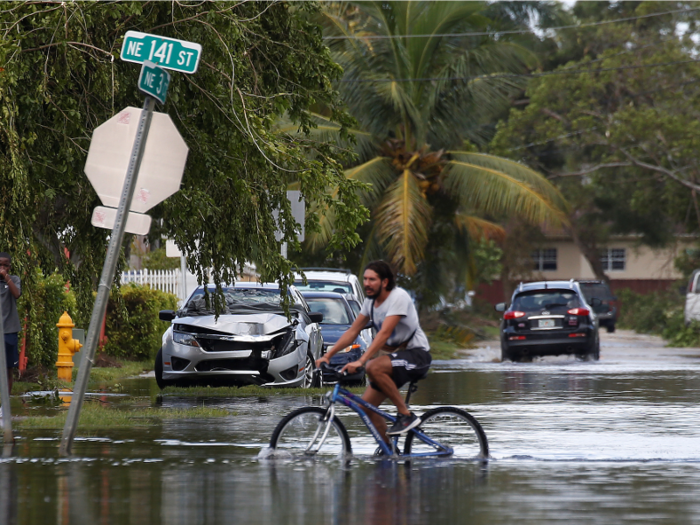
[319,363,365,382]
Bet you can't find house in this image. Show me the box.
[477,233,693,304]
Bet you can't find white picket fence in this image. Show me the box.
[121,269,182,298]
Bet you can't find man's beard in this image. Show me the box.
[365,287,380,298]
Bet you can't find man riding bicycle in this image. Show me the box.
[316,260,431,439]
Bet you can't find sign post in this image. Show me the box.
[59,95,156,456]
[60,32,199,456]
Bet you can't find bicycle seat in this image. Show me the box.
[409,370,429,386]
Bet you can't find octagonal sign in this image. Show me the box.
[84,107,188,214]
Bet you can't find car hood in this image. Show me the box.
[174,313,292,336]
[320,324,352,345]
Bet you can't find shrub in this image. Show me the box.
[616,288,700,347]
[18,268,77,368]
[104,283,178,361]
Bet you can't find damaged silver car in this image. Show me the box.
[155,283,324,389]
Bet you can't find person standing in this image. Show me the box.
[0,253,21,394]
[317,260,431,441]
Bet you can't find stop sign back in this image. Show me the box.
[84,107,189,214]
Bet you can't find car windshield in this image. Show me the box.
[294,281,352,294]
[513,290,581,312]
[579,283,613,301]
[182,287,292,316]
[346,300,361,317]
[304,297,352,325]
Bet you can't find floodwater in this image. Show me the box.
[4,330,700,524]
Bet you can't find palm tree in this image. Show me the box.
[283,1,568,296]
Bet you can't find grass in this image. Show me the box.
[12,360,152,395]
[83,361,152,387]
[16,403,230,429]
[427,339,463,360]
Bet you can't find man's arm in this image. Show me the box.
[357,315,401,365]
[6,277,19,300]
[340,315,402,373]
[316,313,368,366]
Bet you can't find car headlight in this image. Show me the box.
[173,331,200,347]
[339,344,361,353]
[272,328,297,359]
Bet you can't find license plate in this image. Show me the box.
[538,319,555,328]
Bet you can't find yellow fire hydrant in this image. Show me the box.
[56,311,82,382]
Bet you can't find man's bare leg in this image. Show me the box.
[360,385,390,442]
[366,356,409,414]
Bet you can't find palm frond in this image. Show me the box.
[444,152,569,225]
[454,213,506,241]
[303,156,394,251]
[274,112,377,162]
[374,169,432,275]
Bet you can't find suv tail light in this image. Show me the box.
[567,308,590,316]
[504,311,526,320]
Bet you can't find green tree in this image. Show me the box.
[491,4,700,280]
[288,1,567,304]
[0,1,366,360]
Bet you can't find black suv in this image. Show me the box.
[576,280,617,333]
[496,281,600,362]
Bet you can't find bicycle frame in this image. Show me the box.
[324,382,453,458]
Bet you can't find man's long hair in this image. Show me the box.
[364,260,395,291]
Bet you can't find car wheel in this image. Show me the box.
[606,323,616,333]
[301,352,320,389]
[501,346,519,362]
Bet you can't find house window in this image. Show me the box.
[532,248,557,271]
[601,248,626,271]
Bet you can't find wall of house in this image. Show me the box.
[476,237,693,305]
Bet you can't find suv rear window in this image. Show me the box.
[513,290,581,312]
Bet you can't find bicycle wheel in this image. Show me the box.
[403,407,488,459]
[270,406,352,457]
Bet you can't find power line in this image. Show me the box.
[324,7,700,41]
[339,58,700,83]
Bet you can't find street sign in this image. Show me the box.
[91,206,152,236]
[138,61,170,104]
[84,106,189,214]
[121,31,202,74]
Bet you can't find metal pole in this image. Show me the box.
[0,298,13,444]
[180,255,187,303]
[59,96,156,456]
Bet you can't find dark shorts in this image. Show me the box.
[370,347,432,392]
[4,333,18,369]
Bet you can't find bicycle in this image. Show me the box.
[269,366,489,460]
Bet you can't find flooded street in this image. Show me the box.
[4,330,700,524]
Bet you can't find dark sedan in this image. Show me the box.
[496,281,600,362]
[300,291,369,385]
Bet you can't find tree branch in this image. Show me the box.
[549,162,631,179]
[617,148,700,192]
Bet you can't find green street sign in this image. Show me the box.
[138,61,170,104]
[121,31,202,74]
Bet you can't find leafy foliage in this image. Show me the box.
[104,283,177,361]
[616,287,700,347]
[141,247,179,271]
[490,3,700,279]
[295,1,567,304]
[0,2,366,330]
[17,268,77,368]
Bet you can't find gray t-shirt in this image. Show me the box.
[0,275,21,334]
[360,287,429,352]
